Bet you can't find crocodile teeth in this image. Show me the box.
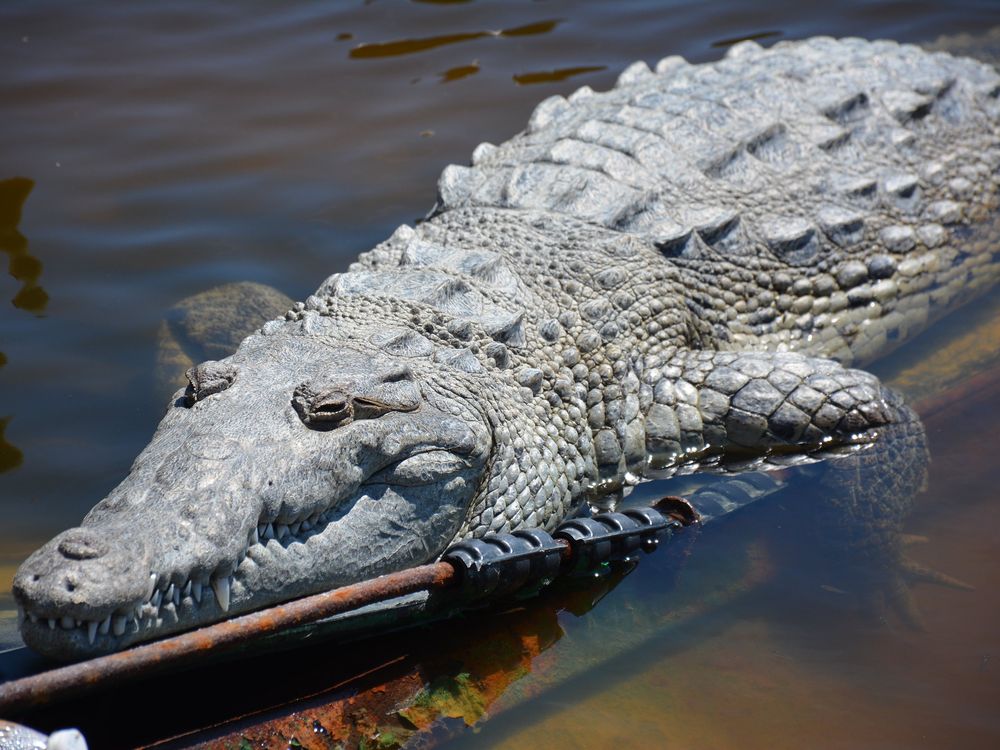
[192,580,203,604]
[289,521,302,536]
[112,615,126,636]
[300,519,312,532]
[99,616,111,635]
[146,573,157,601]
[276,524,289,539]
[87,621,98,645]
[164,584,175,605]
[262,523,275,541]
[48,618,56,630]
[211,575,231,611]
[182,581,192,599]
[249,527,259,546]
[151,589,162,608]
[28,611,39,624]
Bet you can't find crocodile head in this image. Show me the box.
[13,313,496,659]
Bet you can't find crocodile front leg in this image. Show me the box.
[642,350,910,479]
[636,349,934,624]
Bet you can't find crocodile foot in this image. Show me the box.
[853,536,973,631]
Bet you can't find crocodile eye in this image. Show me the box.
[184,361,238,406]
[293,386,346,428]
[293,384,353,430]
[292,384,415,430]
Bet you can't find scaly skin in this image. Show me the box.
[13,36,1000,660]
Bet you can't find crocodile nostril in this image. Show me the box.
[184,360,238,406]
[57,531,108,561]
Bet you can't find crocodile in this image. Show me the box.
[12,35,1000,660]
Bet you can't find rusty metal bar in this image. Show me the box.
[0,560,457,714]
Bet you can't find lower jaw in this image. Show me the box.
[19,517,400,660]
[20,588,250,661]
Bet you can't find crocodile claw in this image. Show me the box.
[854,543,973,631]
[897,531,975,592]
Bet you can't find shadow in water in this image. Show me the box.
[0,177,48,315]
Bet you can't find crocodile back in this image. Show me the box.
[419,37,1000,365]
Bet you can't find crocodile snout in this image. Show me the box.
[14,526,150,622]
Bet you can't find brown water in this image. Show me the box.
[0,1,998,747]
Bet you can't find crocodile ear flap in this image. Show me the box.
[184,361,238,406]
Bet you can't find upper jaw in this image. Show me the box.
[15,330,494,659]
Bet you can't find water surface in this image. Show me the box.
[0,1,998,747]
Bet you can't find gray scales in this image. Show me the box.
[12,36,1000,660]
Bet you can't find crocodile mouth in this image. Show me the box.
[15,443,482,657]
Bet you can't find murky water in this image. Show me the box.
[1,1,998,747]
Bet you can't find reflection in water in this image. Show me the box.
[352,31,491,59]
[513,65,607,85]
[441,61,480,83]
[0,177,47,315]
[0,416,23,473]
[349,20,560,59]
[0,350,20,472]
